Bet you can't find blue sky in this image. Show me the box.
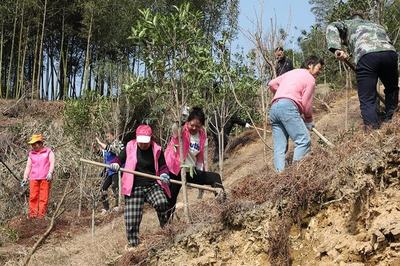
[233,0,315,53]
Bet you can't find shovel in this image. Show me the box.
[312,128,335,148]
[80,158,220,193]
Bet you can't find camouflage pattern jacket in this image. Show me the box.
[326,17,395,64]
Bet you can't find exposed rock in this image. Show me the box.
[390,224,400,241]
[357,242,374,257]
[371,230,387,251]
[390,243,400,251]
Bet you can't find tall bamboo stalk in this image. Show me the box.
[19,26,29,97]
[82,9,93,94]
[59,9,66,99]
[31,24,40,99]
[0,23,4,97]
[36,0,47,99]
[6,0,19,98]
[15,0,25,98]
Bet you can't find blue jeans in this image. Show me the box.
[269,99,311,172]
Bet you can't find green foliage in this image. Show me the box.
[123,3,259,142]
[384,0,400,51]
[127,3,215,116]
[298,25,345,86]
[0,0,238,99]
[129,3,213,92]
[305,0,400,87]
[64,91,112,145]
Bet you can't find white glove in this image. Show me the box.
[182,105,190,117]
[20,179,28,187]
[245,123,251,128]
[160,173,170,184]
[46,172,53,181]
[110,163,120,171]
[180,106,190,123]
[305,122,314,130]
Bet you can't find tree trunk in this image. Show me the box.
[36,0,47,99]
[82,11,93,94]
[58,9,65,99]
[0,23,4,97]
[41,60,45,98]
[31,24,40,99]
[175,91,190,223]
[45,50,50,99]
[6,0,19,98]
[178,126,190,223]
[78,157,84,217]
[15,0,25,98]
[107,64,112,96]
[218,129,224,177]
[63,45,68,98]
[19,26,29,98]
[50,54,55,100]
[260,83,268,162]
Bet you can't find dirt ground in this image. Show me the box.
[1,90,400,265]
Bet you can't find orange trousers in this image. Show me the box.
[29,179,51,218]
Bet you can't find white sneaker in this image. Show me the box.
[124,244,138,252]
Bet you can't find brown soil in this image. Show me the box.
[1,90,400,265]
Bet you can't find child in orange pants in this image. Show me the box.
[22,134,55,218]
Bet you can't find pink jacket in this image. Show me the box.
[268,69,316,123]
[122,140,171,197]
[165,123,207,176]
[29,147,52,180]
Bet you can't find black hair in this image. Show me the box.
[350,10,366,20]
[275,47,284,52]
[105,128,115,136]
[301,56,324,69]
[187,106,206,125]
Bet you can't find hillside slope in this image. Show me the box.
[2,91,400,265]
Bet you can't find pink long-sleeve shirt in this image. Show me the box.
[268,69,316,123]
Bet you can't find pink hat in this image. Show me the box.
[136,125,152,143]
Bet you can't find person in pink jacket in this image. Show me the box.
[110,124,171,250]
[22,134,55,218]
[164,107,225,220]
[268,56,324,172]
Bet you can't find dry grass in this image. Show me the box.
[225,115,400,264]
[116,115,400,265]
[3,97,400,265]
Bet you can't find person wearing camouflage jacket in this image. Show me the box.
[326,14,399,129]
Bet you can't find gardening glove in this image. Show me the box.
[181,105,190,121]
[110,163,120,172]
[334,50,349,61]
[20,179,28,187]
[159,173,170,185]
[305,122,314,130]
[245,123,251,128]
[46,172,53,181]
